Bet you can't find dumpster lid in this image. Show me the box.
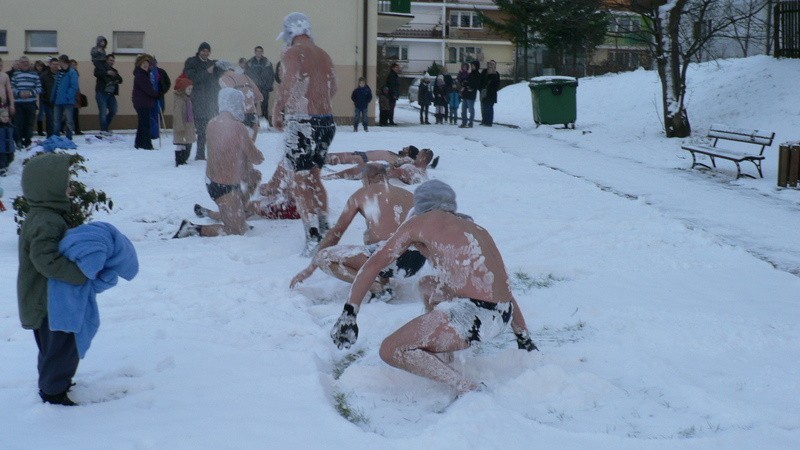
[529,76,578,84]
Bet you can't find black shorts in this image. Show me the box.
[283,115,336,172]
[379,250,426,279]
[207,180,241,201]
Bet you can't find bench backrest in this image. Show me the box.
[708,124,775,147]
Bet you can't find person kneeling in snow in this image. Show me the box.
[290,163,424,298]
[173,88,264,238]
[331,179,537,395]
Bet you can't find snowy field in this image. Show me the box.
[1,55,798,449]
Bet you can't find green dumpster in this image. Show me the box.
[529,76,578,129]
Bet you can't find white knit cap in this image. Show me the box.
[276,12,314,46]
[218,87,245,122]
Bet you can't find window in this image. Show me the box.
[448,46,482,63]
[0,30,7,52]
[113,31,145,55]
[384,44,408,61]
[26,30,57,53]
[449,11,482,29]
[613,16,640,33]
[610,51,640,68]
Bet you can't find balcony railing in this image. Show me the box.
[390,59,514,78]
[383,25,508,42]
[390,27,443,39]
[378,0,411,14]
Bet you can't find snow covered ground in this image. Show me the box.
[1,55,798,449]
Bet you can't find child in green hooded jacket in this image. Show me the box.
[17,153,87,406]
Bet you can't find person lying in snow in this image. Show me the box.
[325,145,436,168]
[323,148,438,185]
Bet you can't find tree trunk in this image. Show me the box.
[524,27,530,80]
[658,1,692,138]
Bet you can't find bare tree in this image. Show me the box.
[719,0,770,57]
[609,0,767,138]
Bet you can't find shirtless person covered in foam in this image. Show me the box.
[330,179,538,395]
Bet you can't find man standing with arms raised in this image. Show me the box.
[273,12,337,256]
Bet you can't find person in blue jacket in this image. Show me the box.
[51,55,79,140]
[351,76,372,132]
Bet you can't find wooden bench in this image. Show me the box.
[681,124,775,179]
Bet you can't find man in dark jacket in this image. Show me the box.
[441,67,454,121]
[385,63,400,125]
[418,77,432,124]
[39,58,58,137]
[459,60,481,128]
[183,42,220,160]
[479,60,501,126]
[245,46,275,121]
[93,53,123,135]
[18,153,88,406]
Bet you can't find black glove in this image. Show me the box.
[331,304,359,350]
[515,330,539,352]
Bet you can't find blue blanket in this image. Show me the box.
[48,222,139,358]
[39,136,78,152]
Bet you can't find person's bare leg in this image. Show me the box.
[326,153,363,165]
[379,311,474,393]
[204,209,222,221]
[246,168,262,197]
[321,165,364,181]
[314,247,386,293]
[199,192,247,237]
[260,163,292,199]
[244,200,261,218]
[292,170,316,225]
[309,167,327,211]
[315,247,368,283]
[417,276,457,364]
[293,169,325,255]
[308,167,329,234]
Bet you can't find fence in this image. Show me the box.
[775,0,800,58]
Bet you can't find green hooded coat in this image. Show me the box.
[17,153,87,330]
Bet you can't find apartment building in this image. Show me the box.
[378,0,515,86]
[0,0,377,130]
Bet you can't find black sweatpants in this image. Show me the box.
[33,316,79,396]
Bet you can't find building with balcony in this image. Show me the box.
[587,10,653,75]
[378,0,515,86]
